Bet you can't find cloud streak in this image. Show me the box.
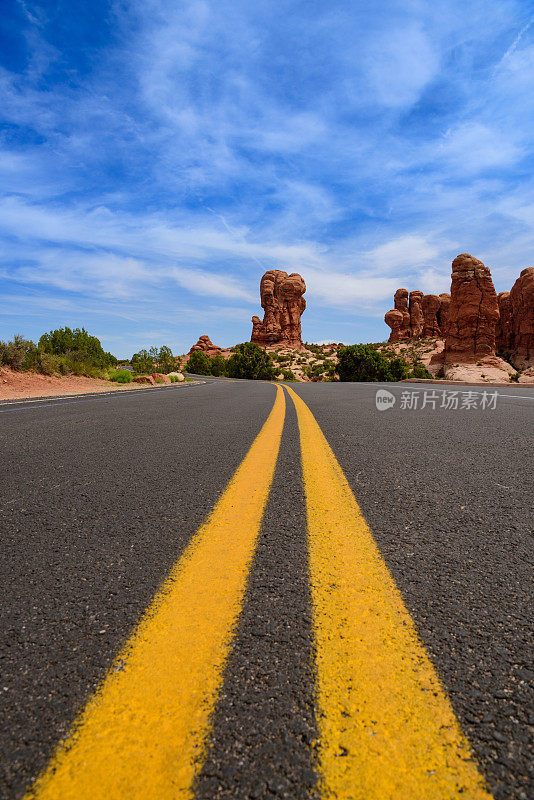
[1,0,533,354]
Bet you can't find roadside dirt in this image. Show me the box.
[0,368,142,401]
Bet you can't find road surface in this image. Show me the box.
[1,380,532,800]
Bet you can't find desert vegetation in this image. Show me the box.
[184,342,276,380]
[0,328,117,378]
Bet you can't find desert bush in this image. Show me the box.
[337,344,396,382]
[184,349,212,375]
[409,361,433,379]
[280,368,296,381]
[109,369,133,383]
[131,349,155,374]
[156,345,175,373]
[388,357,410,381]
[226,342,276,380]
[0,335,36,370]
[209,354,228,377]
[38,326,117,369]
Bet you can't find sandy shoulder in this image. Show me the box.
[0,369,155,401]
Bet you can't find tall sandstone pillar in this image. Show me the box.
[251,269,306,349]
[444,254,499,360]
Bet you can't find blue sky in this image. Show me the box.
[1,0,533,356]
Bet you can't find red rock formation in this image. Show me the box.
[384,309,405,341]
[444,253,500,360]
[422,294,442,338]
[188,335,223,357]
[394,288,412,337]
[409,290,424,338]
[251,269,306,349]
[134,375,156,385]
[151,373,171,384]
[437,293,451,336]
[496,291,513,353]
[385,288,412,341]
[509,267,534,367]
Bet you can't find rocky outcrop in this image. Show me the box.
[422,294,442,338]
[437,293,451,336]
[384,309,405,342]
[151,373,171,383]
[496,291,513,353]
[251,270,306,349]
[509,267,534,368]
[444,253,500,360]
[134,375,156,385]
[188,335,223,357]
[385,254,532,382]
[409,290,424,338]
[385,289,411,341]
[495,269,534,368]
[385,287,446,341]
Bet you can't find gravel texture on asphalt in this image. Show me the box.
[194,399,319,800]
[291,382,534,800]
[0,381,275,800]
[1,380,532,800]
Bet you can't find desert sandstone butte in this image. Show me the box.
[251,269,306,350]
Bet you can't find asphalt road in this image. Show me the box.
[0,380,532,800]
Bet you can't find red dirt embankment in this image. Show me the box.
[0,368,138,401]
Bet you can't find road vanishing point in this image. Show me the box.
[1,379,532,800]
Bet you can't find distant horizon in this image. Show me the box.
[2,0,533,358]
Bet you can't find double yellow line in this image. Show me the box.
[26,384,492,800]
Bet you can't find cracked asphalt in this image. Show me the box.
[0,380,532,799]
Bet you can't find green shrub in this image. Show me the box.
[388,357,410,381]
[131,349,155,374]
[156,345,175,373]
[38,326,117,369]
[184,350,212,375]
[209,354,228,377]
[226,342,276,380]
[280,368,296,381]
[0,335,36,370]
[109,369,133,383]
[410,361,433,380]
[337,344,395,382]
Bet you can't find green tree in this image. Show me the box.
[209,354,228,377]
[388,356,410,381]
[337,344,396,382]
[131,349,155,374]
[38,326,117,368]
[226,342,276,380]
[184,350,212,375]
[0,335,36,370]
[157,345,175,373]
[409,360,433,379]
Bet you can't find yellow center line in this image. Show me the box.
[26,384,286,800]
[284,384,492,800]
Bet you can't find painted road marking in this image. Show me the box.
[284,384,493,800]
[26,384,286,800]
[0,384,208,412]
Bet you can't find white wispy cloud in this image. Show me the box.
[1,0,534,354]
